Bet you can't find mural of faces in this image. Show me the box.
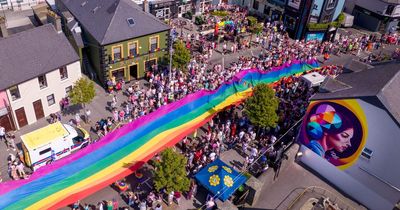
[298,101,366,168]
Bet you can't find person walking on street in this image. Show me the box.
[168,191,174,206]
[0,126,6,149]
[75,113,81,127]
[154,203,162,210]
[98,202,104,210]
[85,109,91,123]
[72,200,80,210]
[106,200,113,210]
[6,133,16,151]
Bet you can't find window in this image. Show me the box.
[150,36,159,52]
[47,94,55,106]
[9,86,21,101]
[127,18,135,27]
[39,148,51,156]
[65,86,72,96]
[112,45,122,60]
[326,0,336,10]
[38,75,48,89]
[386,5,395,15]
[129,42,138,57]
[253,0,259,10]
[59,66,68,80]
[322,14,333,23]
[264,5,270,15]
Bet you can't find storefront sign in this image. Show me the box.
[305,32,324,42]
[287,0,301,10]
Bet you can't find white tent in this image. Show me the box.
[301,72,326,87]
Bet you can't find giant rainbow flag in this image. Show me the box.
[0,60,318,209]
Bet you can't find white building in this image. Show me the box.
[0,0,47,11]
[0,24,81,129]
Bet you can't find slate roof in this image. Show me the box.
[60,0,170,45]
[313,63,400,124]
[343,59,374,73]
[67,19,84,48]
[377,69,400,124]
[318,76,352,93]
[0,24,79,91]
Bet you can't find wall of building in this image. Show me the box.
[298,98,400,208]
[333,0,345,20]
[103,30,169,81]
[82,28,102,81]
[345,0,400,18]
[0,0,41,11]
[0,91,9,109]
[7,61,81,129]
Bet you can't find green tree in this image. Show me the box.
[248,22,263,47]
[153,148,190,193]
[172,41,191,73]
[69,77,96,108]
[247,16,258,27]
[244,84,279,128]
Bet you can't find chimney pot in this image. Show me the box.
[47,11,62,33]
[143,0,149,13]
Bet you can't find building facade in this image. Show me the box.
[0,24,81,130]
[230,0,344,40]
[56,0,170,85]
[243,0,286,21]
[284,0,344,40]
[344,0,400,32]
[149,0,193,20]
[0,0,46,11]
[297,63,400,210]
[6,62,81,129]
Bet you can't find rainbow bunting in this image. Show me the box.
[0,60,319,209]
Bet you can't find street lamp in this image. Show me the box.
[169,29,176,81]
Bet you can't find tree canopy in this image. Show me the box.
[69,77,96,107]
[250,23,264,35]
[244,84,279,128]
[172,41,191,73]
[153,148,190,193]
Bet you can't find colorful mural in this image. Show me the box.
[298,99,368,169]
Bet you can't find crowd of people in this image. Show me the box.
[0,127,29,182]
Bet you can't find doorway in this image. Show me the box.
[33,99,45,120]
[15,107,28,128]
[129,64,138,80]
[111,68,125,81]
[0,108,15,132]
[145,58,157,72]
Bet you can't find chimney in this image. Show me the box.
[0,16,8,38]
[47,10,62,33]
[143,0,149,13]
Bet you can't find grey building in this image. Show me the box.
[297,62,400,210]
[344,0,400,32]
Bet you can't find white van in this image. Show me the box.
[21,122,90,171]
